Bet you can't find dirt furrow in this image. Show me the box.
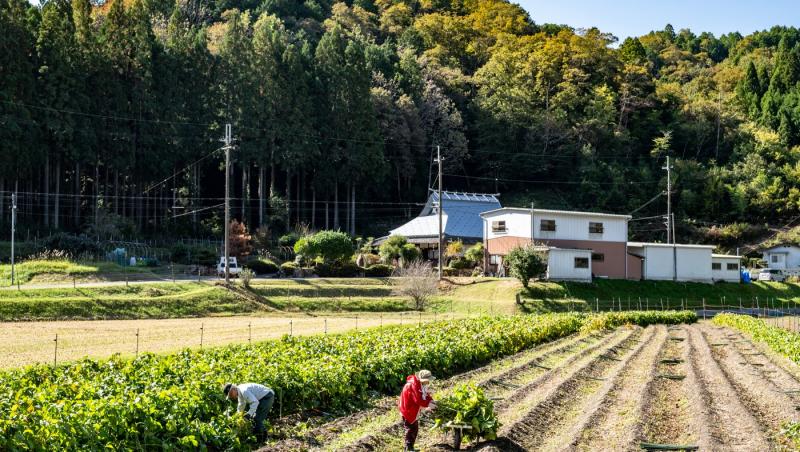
[686,324,771,451]
[700,323,799,447]
[265,331,594,451]
[314,330,619,452]
[636,325,699,449]
[723,328,800,398]
[570,325,669,451]
[497,326,644,450]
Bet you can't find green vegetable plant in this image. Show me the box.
[433,383,500,443]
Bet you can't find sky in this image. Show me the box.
[517,0,800,41]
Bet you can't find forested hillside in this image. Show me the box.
[3,0,800,246]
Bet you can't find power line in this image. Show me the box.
[443,173,660,186]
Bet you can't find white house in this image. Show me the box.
[712,254,742,282]
[761,244,800,270]
[480,208,631,279]
[627,242,716,283]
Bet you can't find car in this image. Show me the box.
[758,268,785,282]
[216,257,242,278]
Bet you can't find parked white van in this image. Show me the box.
[758,268,785,282]
[217,257,242,277]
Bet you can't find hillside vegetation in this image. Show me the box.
[4,0,800,246]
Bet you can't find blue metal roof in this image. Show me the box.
[389,191,501,240]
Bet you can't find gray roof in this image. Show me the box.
[389,191,501,240]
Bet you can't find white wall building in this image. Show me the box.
[627,242,715,283]
[761,245,800,270]
[712,254,742,282]
[546,248,593,282]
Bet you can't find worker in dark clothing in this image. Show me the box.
[224,382,275,441]
[398,370,436,452]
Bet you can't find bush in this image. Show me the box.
[39,233,102,258]
[314,261,362,277]
[364,264,394,277]
[240,268,254,288]
[506,245,547,288]
[245,259,280,275]
[448,257,473,269]
[395,260,438,310]
[464,242,484,266]
[280,262,297,276]
[278,232,299,247]
[294,230,354,263]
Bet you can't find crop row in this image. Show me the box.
[0,311,696,451]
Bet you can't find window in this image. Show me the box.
[541,219,556,232]
[712,263,721,270]
[491,220,506,232]
[575,257,589,269]
[589,222,604,234]
[727,263,739,270]
[771,255,779,263]
[490,255,500,265]
[591,253,604,262]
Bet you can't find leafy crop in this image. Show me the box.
[0,311,695,450]
[434,383,500,442]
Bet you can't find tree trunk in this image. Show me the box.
[311,186,316,228]
[94,162,100,227]
[0,178,4,221]
[333,182,339,230]
[258,165,265,227]
[285,170,291,229]
[74,163,81,228]
[351,183,356,236]
[54,159,61,229]
[345,181,351,234]
[297,170,301,225]
[325,200,329,229]
[269,149,276,198]
[114,170,119,215]
[44,155,50,228]
[242,162,248,224]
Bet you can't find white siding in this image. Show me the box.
[483,210,627,242]
[712,257,740,282]
[762,246,800,269]
[642,246,713,283]
[547,249,592,282]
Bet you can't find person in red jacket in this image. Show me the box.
[398,369,437,451]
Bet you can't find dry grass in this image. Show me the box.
[0,311,469,369]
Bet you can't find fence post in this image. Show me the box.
[702,298,706,320]
[355,316,358,331]
[171,263,175,283]
[73,275,76,289]
[666,297,670,310]
[249,322,252,343]
[135,328,140,357]
[595,298,599,312]
[756,297,760,318]
[53,334,58,367]
[646,298,649,311]
[324,318,327,335]
[627,297,631,310]
[739,297,742,312]
[290,320,293,337]
[200,323,204,348]
[380,313,383,328]
[419,312,422,327]
[660,298,663,311]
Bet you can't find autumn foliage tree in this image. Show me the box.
[228,220,252,260]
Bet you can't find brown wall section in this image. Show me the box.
[627,254,643,280]
[486,236,629,279]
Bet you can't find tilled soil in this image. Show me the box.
[262,322,800,451]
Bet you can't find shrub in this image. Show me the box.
[314,262,361,277]
[240,268,255,288]
[245,258,279,275]
[280,262,297,276]
[294,230,354,263]
[506,245,547,288]
[379,235,408,263]
[278,232,299,247]
[228,220,252,260]
[464,242,484,266]
[448,257,473,269]
[364,264,394,277]
[39,233,102,258]
[395,260,438,310]
[445,240,464,263]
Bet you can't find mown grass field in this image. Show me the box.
[0,259,158,286]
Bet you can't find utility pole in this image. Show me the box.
[662,156,673,243]
[436,145,444,281]
[10,193,17,286]
[530,201,535,244]
[222,124,233,284]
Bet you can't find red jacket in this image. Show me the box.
[398,375,433,423]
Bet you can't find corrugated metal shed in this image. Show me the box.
[387,191,501,242]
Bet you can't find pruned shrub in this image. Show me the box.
[245,258,280,275]
[364,264,394,277]
[280,261,297,277]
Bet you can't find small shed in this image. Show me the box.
[761,244,800,270]
[546,248,592,282]
[712,254,742,282]
[627,242,715,283]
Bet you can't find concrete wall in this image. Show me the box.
[547,249,592,282]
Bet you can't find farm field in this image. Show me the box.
[0,311,460,368]
[269,321,800,451]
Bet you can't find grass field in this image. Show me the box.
[0,311,467,368]
[0,259,159,286]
